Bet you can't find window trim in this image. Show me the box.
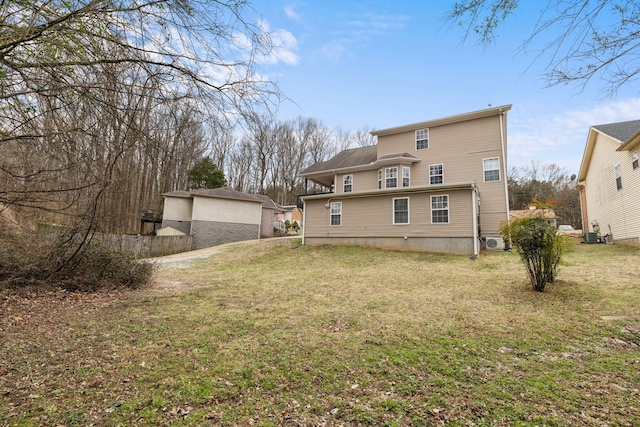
[330,202,342,226]
[377,169,382,189]
[393,197,410,225]
[415,128,429,150]
[615,164,622,190]
[402,166,410,187]
[429,163,444,185]
[633,152,638,170]
[343,174,353,193]
[431,194,449,224]
[385,166,398,188]
[483,157,500,182]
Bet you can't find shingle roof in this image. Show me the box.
[300,146,377,175]
[163,187,281,210]
[593,119,640,143]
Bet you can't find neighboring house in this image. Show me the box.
[280,205,304,227]
[577,119,640,246]
[509,207,558,227]
[161,187,282,249]
[299,105,512,255]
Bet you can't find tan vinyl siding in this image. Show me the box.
[336,170,378,194]
[304,190,474,239]
[584,133,640,240]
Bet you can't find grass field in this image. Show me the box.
[1,239,640,426]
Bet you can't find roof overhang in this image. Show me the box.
[371,104,512,137]
[617,128,640,152]
[299,155,422,187]
[300,181,477,202]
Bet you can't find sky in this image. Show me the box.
[249,0,640,174]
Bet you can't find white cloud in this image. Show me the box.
[508,98,640,171]
[284,4,301,21]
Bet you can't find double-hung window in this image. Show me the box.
[483,157,500,182]
[633,152,639,170]
[431,195,449,224]
[615,164,622,190]
[416,128,429,150]
[385,167,398,188]
[330,202,342,226]
[393,198,409,225]
[378,170,382,189]
[430,164,443,185]
[402,167,410,187]
[343,174,353,193]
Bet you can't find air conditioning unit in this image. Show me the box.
[485,236,504,251]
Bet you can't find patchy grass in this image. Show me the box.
[2,240,640,426]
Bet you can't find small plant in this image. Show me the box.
[292,220,300,232]
[284,219,291,232]
[500,217,569,292]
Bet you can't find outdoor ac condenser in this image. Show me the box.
[485,236,504,251]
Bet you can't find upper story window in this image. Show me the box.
[402,166,410,187]
[343,174,353,193]
[430,164,443,185]
[431,195,449,224]
[615,164,622,190]
[393,197,409,225]
[378,170,382,189]
[633,152,638,170]
[385,167,398,188]
[330,202,342,226]
[416,128,429,150]
[483,157,500,182]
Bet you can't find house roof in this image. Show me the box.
[300,146,378,175]
[163,187,281,210]
[578,119,640,182]
[371,104,512,137]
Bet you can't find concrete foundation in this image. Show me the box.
[303,236,475,255]
[191,220,259,249]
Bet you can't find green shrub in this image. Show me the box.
[500,217,569,292]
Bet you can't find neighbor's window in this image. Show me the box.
[416,128,429,150]
[393,197,409,224]
[378,169,382,189]
[633,152,639,170]
[343,174,353,193]
[431,195,449,224]
[402,166,410,187]
[330,202,342,226]
[615,164,622,190]
[430,164,444,185]
[483,157,500,182]
[385,167,398,188]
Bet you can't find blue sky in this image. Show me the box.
[251,1,640,173]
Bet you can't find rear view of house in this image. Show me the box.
[577,119,640,246]
[299,105,512,255]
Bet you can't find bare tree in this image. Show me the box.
[446,1,640,95]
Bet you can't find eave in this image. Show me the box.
[301,181,477,201]
[371,104,512,137]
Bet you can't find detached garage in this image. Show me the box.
[161,188,280,249]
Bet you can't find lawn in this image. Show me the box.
[1,239,639,426]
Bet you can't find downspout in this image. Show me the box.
[499,110,511,247]
[471,185,479,259]
[301,198,306,245]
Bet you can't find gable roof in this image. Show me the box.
[301,146,377,175]
[578,119,640,182]
[163,187,280,210]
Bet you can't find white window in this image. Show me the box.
[430,164,443,185]
[393,198,409,225]
[343,174,353,193]
[330,202,342,226]
[402,166,410,187]
[483,157,500,182]
[378,170,382,189]
[615,164,622,190]
[431,195,449,224]
[416,128,429,150]
[633,152,638,170]
[385,167,398,188]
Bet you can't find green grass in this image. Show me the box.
[2,240,640,426]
